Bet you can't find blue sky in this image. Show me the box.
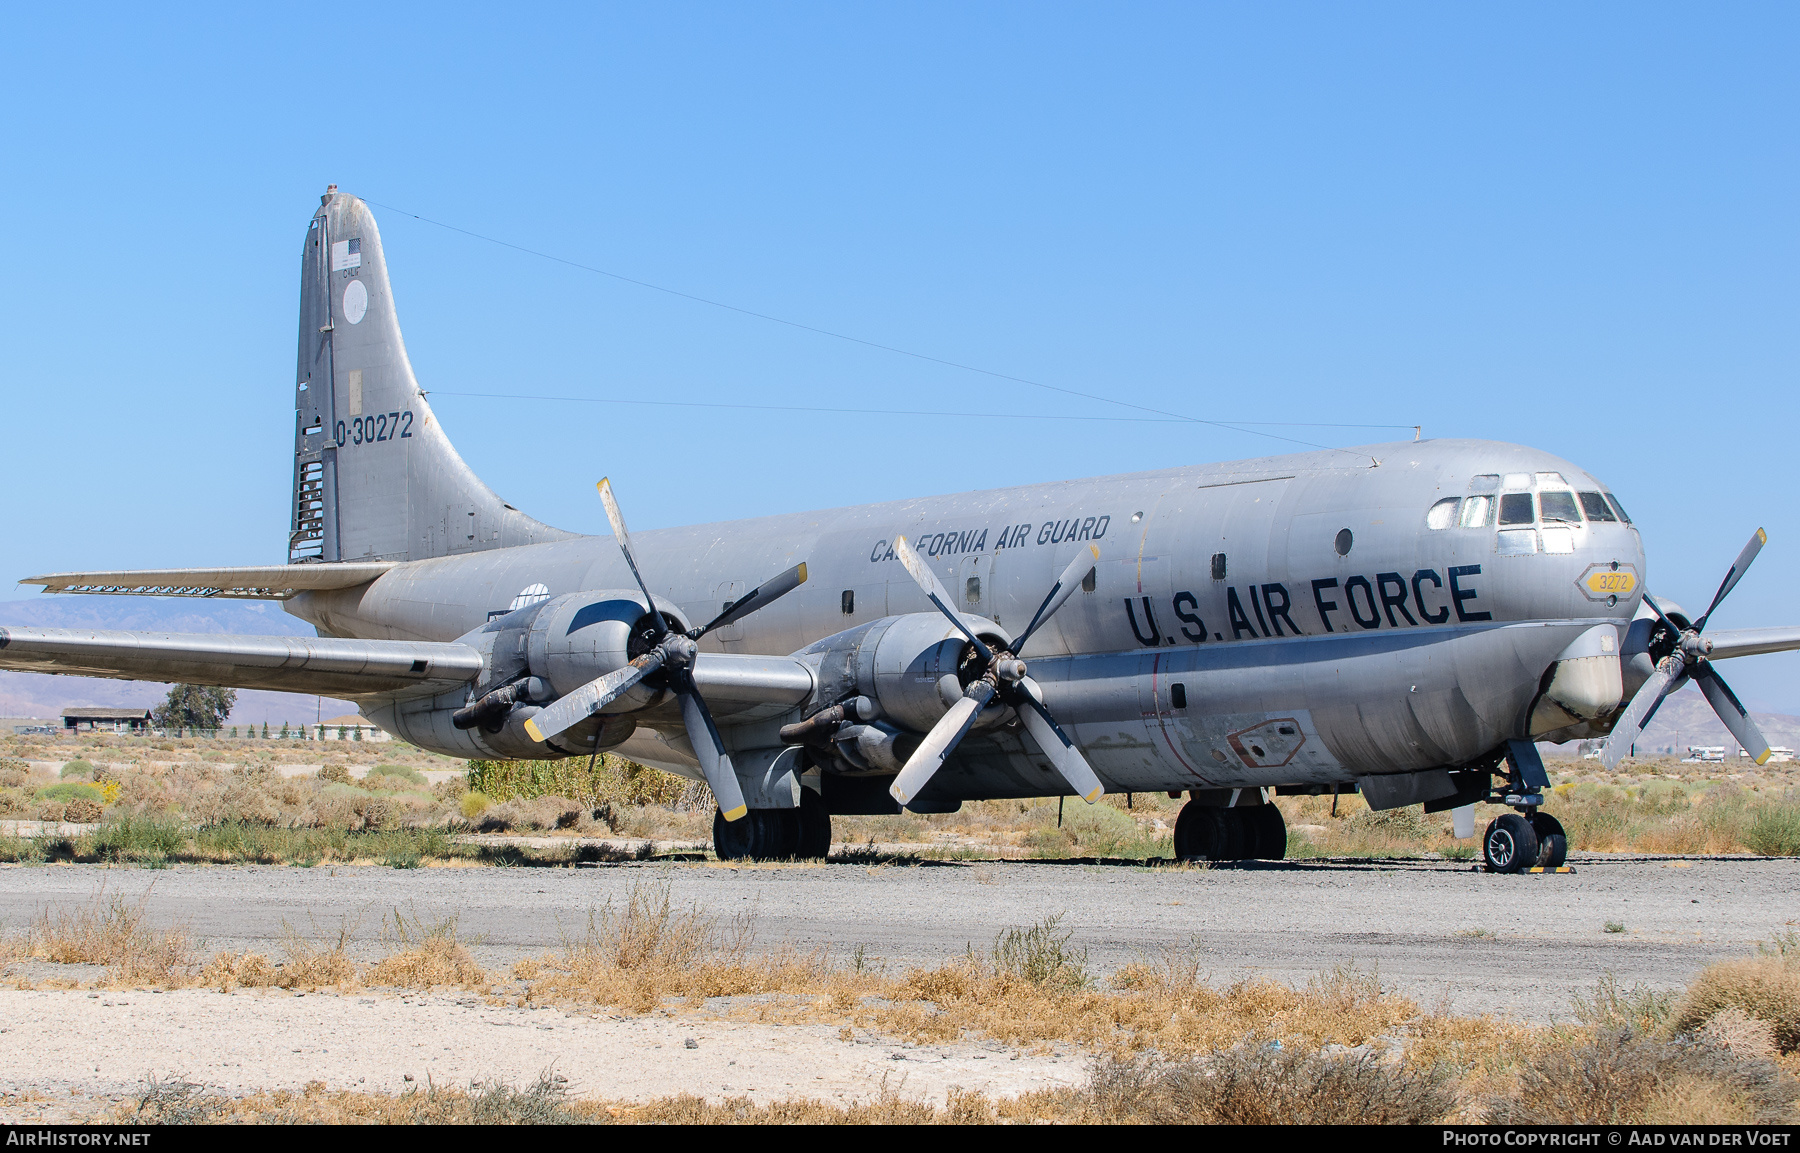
[2,4,1797,705]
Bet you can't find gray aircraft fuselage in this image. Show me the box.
[289,436,1642,796]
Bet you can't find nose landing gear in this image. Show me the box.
[1480,740,1568,872]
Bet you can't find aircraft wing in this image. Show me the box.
[1703,627,1800,662]
[18,563,395,600]
[0,627,481,697]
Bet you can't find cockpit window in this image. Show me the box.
[1498,492,1535,526]
[1470,474,1499,492]
[1605,493,1633,524]
[1503,473,1532,491]
[1579,492,1617,522]
[1459,494,1493,528]
[1536,471,1567,487]
[1538,491,1581,524]
[1426,498,1459,530]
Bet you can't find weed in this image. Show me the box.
[366,908,486,989]
[986,913,1090,991]
[1744,803,1800,856]
[1088,1045,1457,1124]
[1488,1028,1797,1124]
[1605,921,1627,934]
[28,890,196,985]
[127,1075,227,1124]
[1571,974,1676,1036]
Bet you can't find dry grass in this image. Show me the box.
[365,910,487,989]
[1,890,196,985]
[1670,935,1800,1054]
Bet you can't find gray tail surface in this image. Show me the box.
[289,188,571,563]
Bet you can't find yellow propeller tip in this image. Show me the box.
[1083,789,1104,803]
[721,805,748,822]
[796,561,808,583]
[523,720,544,742]
[1756,752,1772,766]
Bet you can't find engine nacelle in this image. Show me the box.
[371,589,690,759]
[800,612,1012,735]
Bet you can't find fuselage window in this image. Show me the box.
[1470,474,1500,492]
[1459,495,1493,528]
[1498,492,1535,526]
[1538,491,1581,524]
[1605,493,1633,524]
[1426,497,1459,530]
[1578,492,1617,522]
[1503,473,1533,491]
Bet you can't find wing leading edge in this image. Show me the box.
[0,627,481,698]
[18,563,395,600]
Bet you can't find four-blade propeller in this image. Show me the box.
[522,478,808,821]
[1600,529,1771,770]
[887,536,1106,809]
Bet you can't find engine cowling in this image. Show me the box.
[373,589,689,759]
[788,612,1013,772]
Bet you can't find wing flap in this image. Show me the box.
[0,627,481,697]
[19,563,395,600]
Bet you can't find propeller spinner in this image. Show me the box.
[887,536,1107,808]
[1600,528,1771,769]
[522,478,809,821]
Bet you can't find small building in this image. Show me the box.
[319,713,390,742]
[62,707,152,734]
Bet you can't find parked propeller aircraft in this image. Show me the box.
[8,188,1800,870]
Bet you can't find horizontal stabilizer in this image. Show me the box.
[0,626,480,697]
[19,563,395,600]
[1702,627,1800,662]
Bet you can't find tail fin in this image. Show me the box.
[289,188,571,563]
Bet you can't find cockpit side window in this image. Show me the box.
[1426,498,1459,530]
[1498,492,1535,526]
[1579,492,1617,522]
[1459,495,1493,528]
[1470,474,1500,492]
[1538,491,1581,524]
[1605,493,1633,524]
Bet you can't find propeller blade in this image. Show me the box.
[1015,680,1104,803]
[1695,528,1768,633]
[888,680,994,807]
[676,683,747,821]
[1600,654,1685,770]
[1693,664,1772,765]
[892,536,994,662]
[693,562,809,639]
[1011,544,1101,653]
[523,648,668,742]
[597,478,667,639]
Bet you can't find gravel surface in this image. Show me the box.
[0,988,1080,1119]
[1,854,1790,1020]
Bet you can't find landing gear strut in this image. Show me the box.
[1480,740,1566,872]
[712,789,832,861]
[1172,792,1287,861]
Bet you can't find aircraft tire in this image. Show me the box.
[1210,808,1248,861]
[1172,801,1207,860]
[797,789,832,860]
[1529,812,1567,869]
[1483,813,1539,873]
[713,808,801,860]
[1246,804,1288,860]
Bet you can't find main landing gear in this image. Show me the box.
[1172,790,1287,861]
[1480,740,1567,873]
[712,789,831,861]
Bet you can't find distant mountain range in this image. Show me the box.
[0,596,357,726]
[1621,686,1800,757]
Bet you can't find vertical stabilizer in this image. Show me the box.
[290,188,571,563]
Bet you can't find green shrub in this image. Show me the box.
[91,814,188,862]
[468,756,695,807]
[317,764,351,785]
[369,764,427,786]
[60,760,96,779]
[1744,803,1800,857]
[1347,805,1430,839]
[36,782,106,805]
